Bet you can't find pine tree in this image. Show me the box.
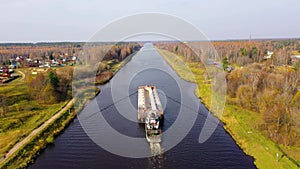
[222,57,229,70]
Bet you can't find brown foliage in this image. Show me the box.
[155,41,300,146]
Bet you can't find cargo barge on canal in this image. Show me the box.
[138,85,164,143]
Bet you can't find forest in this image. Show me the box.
[155,39,300,147]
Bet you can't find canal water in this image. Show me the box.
[29,43,256,169]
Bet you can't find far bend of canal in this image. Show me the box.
[29,43,256,169]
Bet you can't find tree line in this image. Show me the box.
[26,43,141,104]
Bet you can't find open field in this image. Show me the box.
[0,75,68,159]
[157,48,300,169]
[0,99,74,168]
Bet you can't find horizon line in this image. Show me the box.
[0,36,300,44]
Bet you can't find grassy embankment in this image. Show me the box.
[1,87,98,169]
[157,49,300,169]
[0,68,96,168]
[0,76,68,159]
[1,100,75,168]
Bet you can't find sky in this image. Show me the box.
[0,0,299,42]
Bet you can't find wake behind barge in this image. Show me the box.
[138,85,164,143]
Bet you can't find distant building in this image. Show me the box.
[264,51,274,59]
[206,59,214,65]
[9,65,16,69]
[291,55,300,63]
[41,62,50,68]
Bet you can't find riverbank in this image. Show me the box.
[1,83,102,168]
[94,51,137,86]
[157,48,300,169]
[0,98,75,168]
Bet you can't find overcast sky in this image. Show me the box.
[0,0,299,42]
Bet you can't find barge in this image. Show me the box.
[138,85,163,143]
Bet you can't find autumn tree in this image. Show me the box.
[27,73,47,101]
[237,85,255,110]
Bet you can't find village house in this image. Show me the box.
[291,55,300,63]
[264,51,274,59]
